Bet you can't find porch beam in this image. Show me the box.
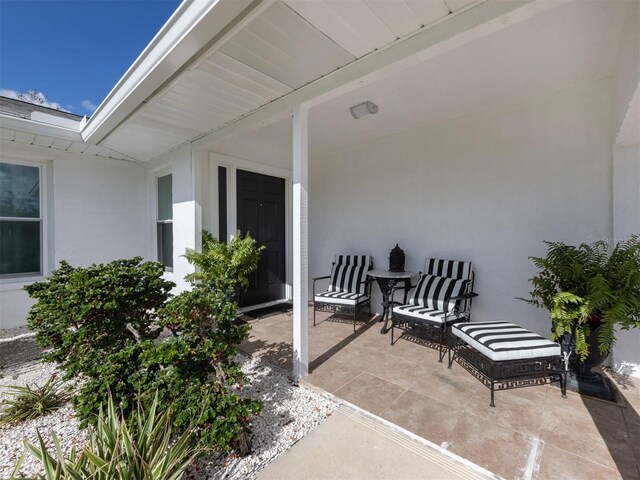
[193,0,568,149]
[292,104,309,380]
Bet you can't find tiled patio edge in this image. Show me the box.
[300,379,503,480]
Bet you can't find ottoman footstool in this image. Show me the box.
[448,321,567,407]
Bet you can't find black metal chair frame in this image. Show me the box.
[447,332,568,407]
[390,272,477,362]
[312,260,374,332]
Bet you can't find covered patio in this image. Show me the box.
[239,308,640,479]
[3,0,637,477]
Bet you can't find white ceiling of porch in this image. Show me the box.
[99,0,473,162]
[211,0,629,169]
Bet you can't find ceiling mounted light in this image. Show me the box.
[350,101,378,119]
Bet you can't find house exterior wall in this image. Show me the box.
[145,144,200,294]
[612,145,640,376]
[309,78,623,362]
[0,140,146,328]
[613,0,639,145]
[610,0,640,377]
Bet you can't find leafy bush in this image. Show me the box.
[26,237,264,453]
[0,376,71,426]
[153,287,262,452]
[26,258,174,421]
[13,393,198,480]
[184,231,263,300]
[25,258,174,378]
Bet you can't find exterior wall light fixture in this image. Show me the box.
[350,101,379,119]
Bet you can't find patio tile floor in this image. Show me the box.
[238,308,640,480]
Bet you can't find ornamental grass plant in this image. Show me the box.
[0,376,71,426]
[12,393,198,480]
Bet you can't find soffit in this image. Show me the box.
[211,0,628,163]
[0,124,135,161]
[100,0,463,162]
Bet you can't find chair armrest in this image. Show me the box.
[443,292,478,315]
[448,292,478,301]
[313,275,331,296]
[391,284,416,304]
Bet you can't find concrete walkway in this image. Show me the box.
[258,405,499,480]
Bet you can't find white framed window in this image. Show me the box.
[0,162,42,278]
[156,173,173,270]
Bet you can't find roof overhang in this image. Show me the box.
[80,0,594,163]
[81,0,270,146]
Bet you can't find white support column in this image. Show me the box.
[292,104,309,380]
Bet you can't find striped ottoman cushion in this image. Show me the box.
[451,321,561,361]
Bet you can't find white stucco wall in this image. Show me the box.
[611,145,640,376]
[613,0,639,146]
[145,144,205,294]
[0,140,146,328]
[52,155,146,266]
[609,0,640,377]
[309,79,613,341]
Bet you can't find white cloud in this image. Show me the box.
[81,99,97,112]
[0,88,70,112]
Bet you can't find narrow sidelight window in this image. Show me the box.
[157,174,173,270]
[218,166,227,242]
[0,162,42,278]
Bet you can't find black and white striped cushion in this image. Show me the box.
[315,290,368,306]
[452,321,561,361]
[392,304,464,324]
[409,274,468,312]
[329,263,367,294]
[334,255,370,267]
[425,259,472,281]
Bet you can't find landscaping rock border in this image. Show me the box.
[0,352,338,479]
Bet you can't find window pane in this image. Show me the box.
[0,220,41,275]
[157,223,173,269]
[0,163,40,218]
[218,166,227,242]
[157,174,172,221]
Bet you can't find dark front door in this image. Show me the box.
[236,169,286,306]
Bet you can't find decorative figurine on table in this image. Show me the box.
[389,244,405,272]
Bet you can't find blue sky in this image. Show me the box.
[0,0,180,116]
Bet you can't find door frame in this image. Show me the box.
[209,152,292,304]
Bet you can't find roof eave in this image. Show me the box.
[81,0,261,146]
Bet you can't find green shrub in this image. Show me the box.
[184,231,264,299]
[26,257,175,424]
[26,237,263,454]
[13,393,198,480]
[25,258,174,378]
[152,287,262,452]
[0,376,71,426]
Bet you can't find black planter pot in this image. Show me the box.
[562,321,616,402]
[570,324,609,377]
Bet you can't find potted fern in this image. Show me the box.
[522,235,640,380]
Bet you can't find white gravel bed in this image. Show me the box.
[187,355,338,480]
[0,326,30,340]
[1,355,338,479]
[0,362,86,478]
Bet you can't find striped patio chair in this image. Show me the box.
[390,258,477,361]
[313,255,373,331]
